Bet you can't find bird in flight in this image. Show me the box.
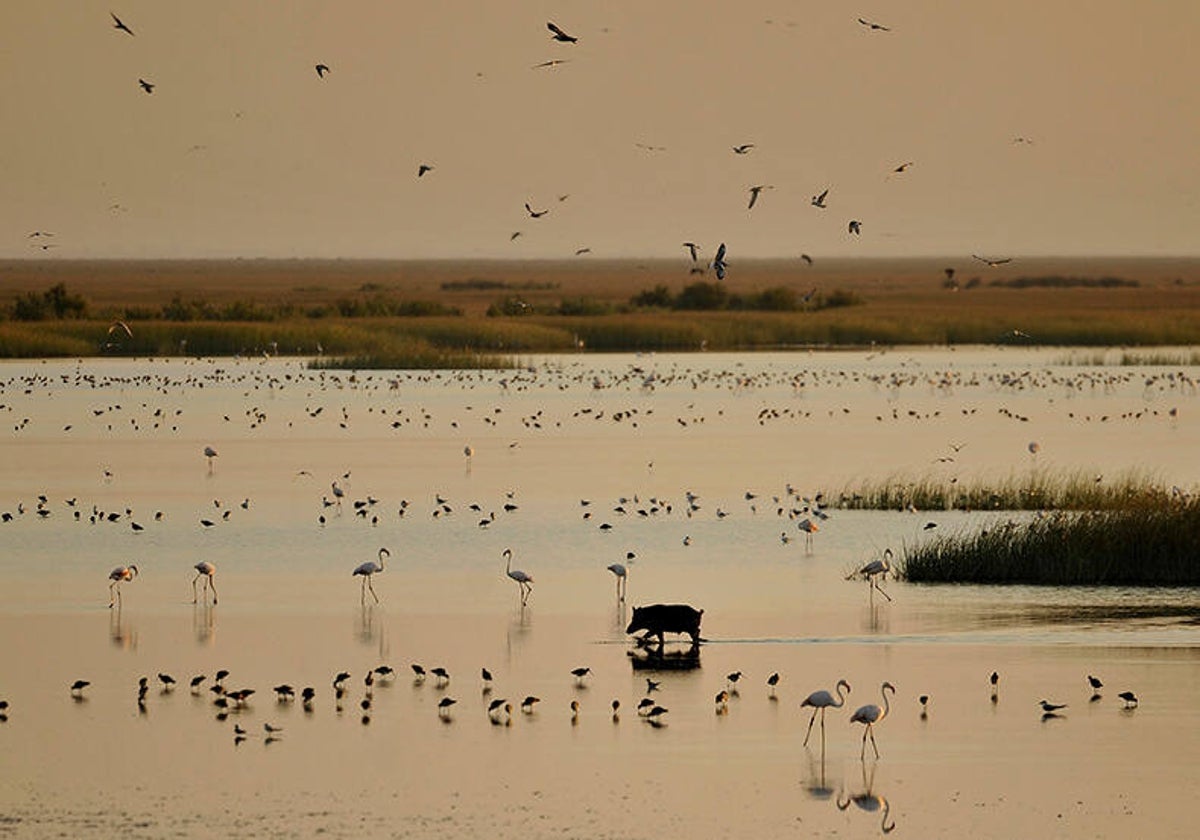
[712,242,728,280]
[547,22,578,43]
[891,161,914,174]
[138,78,155,94]
[28,231,54,238]
[972,254,1012,267]
[315,64,330,78]
[747,185,772,210]
[532,59,570,69]
[682,242,700,263]
[811,188,829,208]
[417,164,434,177]
[111,12,134,36]
[848,220,862,235]
[800,253,814,266]
[574,247,592,255]
[858,17,891,31]
[525,202,548,219]
[732,144,755,155]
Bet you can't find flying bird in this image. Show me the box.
[711,242,727,280]
[417,164,434,177]
[138,78,155,94]
[747,185,772,210]
[682,242,700,263]
[891,161,914,174]
[972,254,1012,267]
[811,188,829,208]
[108,320,133,339]
[858,17,891,31]
[525,202,548,219]
[111,12,134,36]
[532,59,570,69]
[800,253,814,266]
[848,220,862,235]
[732,144,755,155]
[547,22,578,43]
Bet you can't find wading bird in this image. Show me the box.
[850,682,895,759]
[851,549,893,601]
[606,552,633,601]
[352,548,389,604]
[797,517,819,551]
[203,446,218,471]
[192,561,217,604]
[108,564,138,608]
[1118,691,1138,708]
[503,548,533,605]
[801,679,851,746]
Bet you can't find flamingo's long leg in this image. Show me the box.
[367,576,379,604]
[802,709,818,745]
[209,577,217,605]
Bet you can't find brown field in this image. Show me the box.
[1,257,1199,358]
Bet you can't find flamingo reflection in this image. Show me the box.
[837,761,895,833]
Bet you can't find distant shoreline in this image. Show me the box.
[2,257,1198,362]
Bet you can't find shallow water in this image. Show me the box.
[1,350,1197,838]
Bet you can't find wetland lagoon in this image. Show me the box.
[0,348,1198,838]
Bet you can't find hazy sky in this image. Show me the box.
[2,1,1197,260]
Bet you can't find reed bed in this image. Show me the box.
[898,498,1200,585]
[833,469,1171,512]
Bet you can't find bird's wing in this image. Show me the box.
[547,22,572,39]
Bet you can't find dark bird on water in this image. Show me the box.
[70,680,91,696]
[1088,675,1104,693]
[547,22,578,43]
[1118,691,1138,708]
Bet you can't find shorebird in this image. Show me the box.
[547,21,577,43]
[1087,675,1103,695]
[1118,691,1138,708]
[70,680,91,697]
[1039,699,1067,713]
[571,667,592,686]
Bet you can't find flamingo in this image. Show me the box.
[850,682,895,759]
[352,548,389,604]
[801,679,851,746]
[606,552,633,600]
[108,564,138,608]
[852,549,893,601]
[503,548,533,605]
[192,561,217,604]
[797,517,819,551]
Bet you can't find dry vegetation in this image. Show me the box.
[1,257,1198,364]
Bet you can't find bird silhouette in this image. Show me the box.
[848,220,862,235]
[547,22,578,43]
[972,254,1012,267]
[315,64,330,78]
[732,144,755,154]
[711,242,727,280]
[138,79,155,94]
[747,185,772,210]
[417,164,434,177]
[811,188,829,208]
[111,13,134,36]
[858,17,891,31]
[525,202,548,219]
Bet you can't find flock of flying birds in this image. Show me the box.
[23,10,1029,274]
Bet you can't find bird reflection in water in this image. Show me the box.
[356,604,383,646]
[862,601,891,634]
[109,605,137,650]
[192,602,216,645]
[837,761,896,833]
[802,749,835,802]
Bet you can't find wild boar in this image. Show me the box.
[626,604,704,645]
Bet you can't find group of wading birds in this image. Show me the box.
[63,546,1140,759]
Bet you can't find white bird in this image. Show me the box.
[503,548,533,606]
[192,561,217,605]
[108,564,138,608]
[850,682,896,759]
[801,679,851,747]
[353,548,389,604]
[852,548,893,602]
[606,552,634,601]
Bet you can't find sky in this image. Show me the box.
[1,1,1197,261]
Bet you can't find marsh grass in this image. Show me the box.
[898,498,1200,585]
[833,469,1170,512]
[1053,349,1200,366]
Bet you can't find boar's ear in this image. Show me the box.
[699,609,704,616]
[631,606,642,616]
